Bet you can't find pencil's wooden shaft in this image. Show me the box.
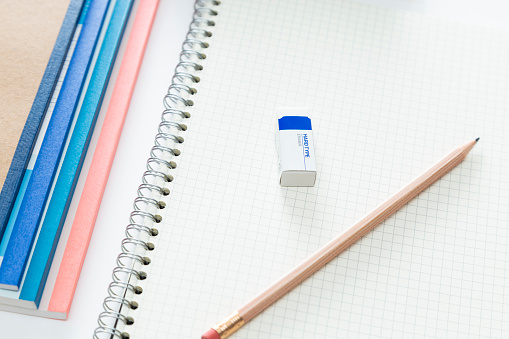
[238,139,477,322]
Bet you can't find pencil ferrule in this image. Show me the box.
[212,312,245,338]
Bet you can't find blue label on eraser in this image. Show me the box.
[278,116,312,130]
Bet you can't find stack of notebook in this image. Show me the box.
[0,0,155,319]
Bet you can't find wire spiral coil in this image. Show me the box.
[93,1,219,338]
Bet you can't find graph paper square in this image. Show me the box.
[119,0,509,338]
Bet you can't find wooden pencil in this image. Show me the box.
[202,138,479,339]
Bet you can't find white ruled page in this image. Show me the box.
[122,0,509,338]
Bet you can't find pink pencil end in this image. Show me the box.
[201,328,221,339]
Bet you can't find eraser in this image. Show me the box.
[201,328,221,339]
[275,107,317,187]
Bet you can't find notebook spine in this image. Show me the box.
[93,1,220,338]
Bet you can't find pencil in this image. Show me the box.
[202,138,479,339]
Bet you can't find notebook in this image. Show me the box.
[0,0,134,316]
[0,0,84,240]
[94,0,509,338]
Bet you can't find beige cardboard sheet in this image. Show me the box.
[0,0,70,187]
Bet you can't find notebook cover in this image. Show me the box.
[0,0,85,241]
[0,0,110,290]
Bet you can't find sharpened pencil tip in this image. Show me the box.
[475,137,480,142]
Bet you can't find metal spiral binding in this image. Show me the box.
[94,1,219,338]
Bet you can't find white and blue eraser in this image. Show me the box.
[276,107,317,187]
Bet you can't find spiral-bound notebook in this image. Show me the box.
[94,0,509,338]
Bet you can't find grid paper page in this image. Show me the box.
[121,0,509,338]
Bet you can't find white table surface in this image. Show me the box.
[1,0,507,338]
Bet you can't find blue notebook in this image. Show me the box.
[20,0,134,307]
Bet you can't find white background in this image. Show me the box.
[0,0,507,338]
